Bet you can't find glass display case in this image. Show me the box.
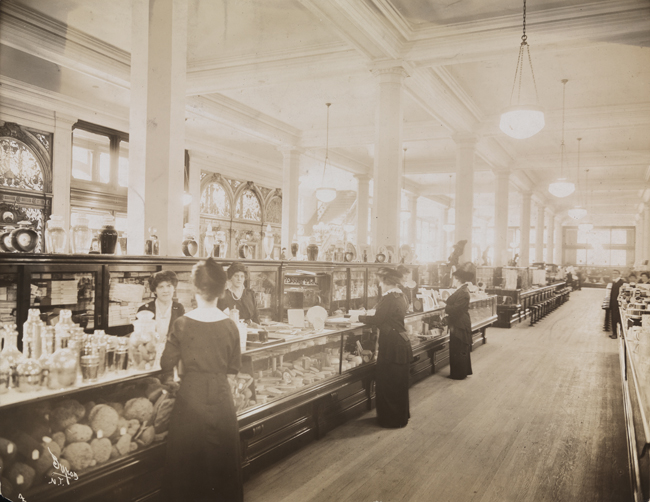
[0,265,18,326]
[247,264,280,323]
[105,264,156,335]
[367,268,381,309]
[281,264,332,320]
[331,268,348,313]
[349,267,366,311]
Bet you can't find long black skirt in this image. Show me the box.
[449,335,473,380]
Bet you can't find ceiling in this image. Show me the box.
[1,0,649,228]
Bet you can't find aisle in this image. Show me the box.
[244,289,631,502]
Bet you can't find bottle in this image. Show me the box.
[215,230,228,258]
[92,331,108,378]
[47,310,78,389]
[16,332,43,393]
[23,309,43,359]
[71,216,93,254]
[145,228,160,256]
[1,324,25,388]
[45,215,67,253]
[203,225,216,257]
[263,224,275,260]
[11,221,39,253]
[115,338,129,373]
[181,224,198,257]
[0,226,17,252]
[38,327,55,387]
[99,215,118,254]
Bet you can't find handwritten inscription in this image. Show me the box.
[48,447,79,486]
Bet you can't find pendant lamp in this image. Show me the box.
[443,174,455,232]
[315,103,337,203]
[401,148,411,217]
[568,138,587,220]
[499,0,545,139]
[548,80,575,198]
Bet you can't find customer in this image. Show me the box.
[218,262,260,324]
[161,257,243,502]
[445,269,473,380]
[609,269,625,340]
[138,270,185,339]
[358,267,412,428]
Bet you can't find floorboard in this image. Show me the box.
[244,289,632,502]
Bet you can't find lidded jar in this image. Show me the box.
[181,224,198,257]
[38,326,55,387]
[17,309,43,391]
[145,228,160,256]
[99,215,118,255]
[130,310,157,370]
[71,216,93,254]
[16,358,43,393]
[1,324,25,388]
[45,215,67,254]
[11,221,39,253]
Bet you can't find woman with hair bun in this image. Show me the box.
[445,268,474,380]
[359,267,412,428]
[160,257,243,502]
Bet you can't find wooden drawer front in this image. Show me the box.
[410,363,434,385]
[245,426,315,477]
[434,346,449,363]
[246,413,314,461]
[410,355,433,375]
[243,401,313,444]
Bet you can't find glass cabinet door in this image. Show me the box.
[0,265,18,327]
[105,264,157,335]
[247,265,280,322]
[341,328,377,371]
[349,268,366,311]
[24,264,102,332]
[281,267,332,320]
[331,269,348,313]
[367,268,381,309]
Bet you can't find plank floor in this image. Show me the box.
[244,289,632,502]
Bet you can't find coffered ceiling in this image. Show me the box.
[1,0,649,227]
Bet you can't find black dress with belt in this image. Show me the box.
[359,291,412,428]
[217,288,260,324]
[445,284,473,380]
[160,315,243,502]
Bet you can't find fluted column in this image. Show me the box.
[52,114,76,249]
[535,203,545,263]
[520,192,532,266]
[280,147,300,250]
[547,210,555,264]
[636,211,644,266]
[355,174,371,246]
[453,134,477,264]
[371,66,408,249]
[128,0,187,255]
[494,171,510,267]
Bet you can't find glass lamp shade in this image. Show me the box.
[568,207,588,220]
[548,179,575,198]
[578,222,594,232]
[499,105,545,139]
[183,192,193,206]
[443,224,455,232]
[315,187,337,203]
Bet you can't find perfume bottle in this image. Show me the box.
[1,324,25,388]
[47,310,78,389]
[16,332,43,393]
[23,309,43,360]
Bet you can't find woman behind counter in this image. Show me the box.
[359,267,412,428]
[218,262,260,324]
[445,269,474,380]
[137,270,185,339]
[161,257,243,502]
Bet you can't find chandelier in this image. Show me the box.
[499,0,545,139]
[568,138,587,220]
[548,80,575,198]
[315,103,337,203]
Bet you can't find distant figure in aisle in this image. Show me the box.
[218,262,260,324]
[445,269,474,380]
[639,272,649,284]
[359,267,412,428]
[609,270,625,340]
[161,258,243,502]
[138,270,185,339]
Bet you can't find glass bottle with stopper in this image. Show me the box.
[263,224,275,260]
[0,323,25,389]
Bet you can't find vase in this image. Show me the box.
[291,242,299,259]
[239,241,252,259]
[71,216,93,254]
[306,243,319,261]
[0,226,17,252]
[99,217,118,254]
[263,229,274,260]
[46,215,67,253]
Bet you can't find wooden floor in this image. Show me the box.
[244,289,632,502]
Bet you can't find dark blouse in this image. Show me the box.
[217,288,260,324]
[445,284,472,345]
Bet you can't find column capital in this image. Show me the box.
[452,133,478,148]
[521,191,533,201]
[369,60,412,79]
[354,173,372,183]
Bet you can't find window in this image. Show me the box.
[266,196,282,224]
[564,226,634,266]
[71,122,128,189]
[235,188,261,221]
[611,250,627,267]
[200,182,231,217]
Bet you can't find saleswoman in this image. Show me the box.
[217,262,260,324]
[359,267,412,428]
[138,270,185,339]
[445,269,473,380]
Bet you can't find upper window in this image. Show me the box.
[200,182,231,217]
[0,138,44,191]
[72,122,128,190]
[235,188,261,221]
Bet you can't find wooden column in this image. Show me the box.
[280,147,300,250]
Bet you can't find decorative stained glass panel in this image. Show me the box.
[200,182,231,217]
[24,207,45,253]
[266,197,282,223]
[235,189,262,221]
[0,139,44,191]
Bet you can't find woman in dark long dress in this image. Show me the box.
[359,267,412,428]
[445,269,473,380]
[161,258,243,502]
[217,262,260,324]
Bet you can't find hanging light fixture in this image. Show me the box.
[568,137,587,220]
[315,103,337,203]
[578,168,593,231]
[401,148,411,217]
[548,80,575,198]
[443,174,455,232]
[499,0,545,139]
